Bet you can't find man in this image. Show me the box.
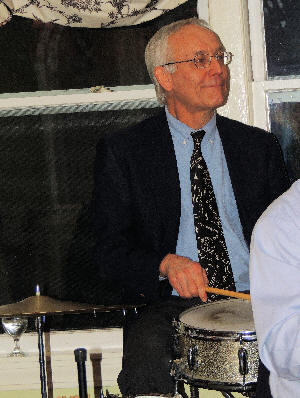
[250,179,300,398]
[93,18,289,396]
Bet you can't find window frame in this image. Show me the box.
[0,85,159,117]
[0,1,207,117]
[248,0,300,130]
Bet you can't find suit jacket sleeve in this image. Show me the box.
[93,130,171,303]
[266,134,290,200]
[218,115,291,245]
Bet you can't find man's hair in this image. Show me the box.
[145,18,211,105]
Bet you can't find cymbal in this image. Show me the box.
[0,295,143,316]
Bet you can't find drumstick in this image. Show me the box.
[205,287,251,301]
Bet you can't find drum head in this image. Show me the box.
[179,299,254,332]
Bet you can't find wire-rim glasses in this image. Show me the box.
[161,51,233,69]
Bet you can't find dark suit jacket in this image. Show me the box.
[93,110,290,303]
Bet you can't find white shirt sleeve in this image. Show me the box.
[250,180,300,382]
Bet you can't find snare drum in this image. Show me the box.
[172,299,258,392]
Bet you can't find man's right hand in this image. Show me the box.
[159,253,209,301]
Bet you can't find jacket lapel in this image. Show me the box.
[144,111,181,252]
[217,114,250,244]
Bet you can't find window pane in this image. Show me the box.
[268,91,300,182]
[0,106,161,329]
[0,0,197,94]
[263,0,300,78]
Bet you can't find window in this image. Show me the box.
[268,91,300,182]
[0,0,199,329]
[0,1,197,93]
[263,0,300,78]
[248,0,300,183]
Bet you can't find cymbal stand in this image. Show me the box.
[35,285,47,398]
[36,314,47,398]
[189,386,199,398]
[221,393,235,398]
[74,348,88,398]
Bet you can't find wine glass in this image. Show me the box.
[2,316,28,357]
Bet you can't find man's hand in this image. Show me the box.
[159,254,209,301]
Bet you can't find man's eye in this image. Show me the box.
[215,53,225,61]
[194,55,207,65]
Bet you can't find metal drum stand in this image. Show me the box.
[173,368,256,398]
[184,380,256,398]
[74,348,88,398]
[0,289,143,398]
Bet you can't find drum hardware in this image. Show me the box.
[238,333,250,387]
[74,348,122,398]
[221,393,235,398]
[189,386,199,398]
[238,347,249,386]
[0,285,144,398]
[172,299,258,397]
[183,328,256,341]
[187,346,198,371]
[74,348,88,398]
[173,379,184,398]
[173,334,180,357]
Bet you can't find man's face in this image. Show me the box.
[166,25,230,114]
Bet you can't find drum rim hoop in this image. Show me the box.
[178,324,257,340]
[175,299,255,337]
[177,299,251,318]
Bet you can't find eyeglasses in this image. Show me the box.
[161,51,233,69]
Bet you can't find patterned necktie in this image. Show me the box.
[190,130,236,294]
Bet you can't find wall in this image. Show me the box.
[199,0,253,125]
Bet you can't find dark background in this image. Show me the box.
[0,0,197,93]
[0,107,163,330]
[270,102,300,183]
[1,0,299,330]
[263,0,300,78]
[0,1,197,330]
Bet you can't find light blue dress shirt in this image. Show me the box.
[250,179,300,398]
[165,108,249,294]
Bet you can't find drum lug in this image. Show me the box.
[173,334,181,358]
[187,345,198,370]
[238,347,249,375]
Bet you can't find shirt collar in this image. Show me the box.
[165,106,217,140]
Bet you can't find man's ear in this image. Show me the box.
[154,66,173,92]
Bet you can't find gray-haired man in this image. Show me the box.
[93,17,289,396]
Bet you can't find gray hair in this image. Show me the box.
[145,18,212,105]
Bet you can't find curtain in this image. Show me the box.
[0,1,11,26]
[0,0,188,28]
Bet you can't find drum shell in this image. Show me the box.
[172,303,259,389]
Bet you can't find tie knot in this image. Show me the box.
[191,130,206,144]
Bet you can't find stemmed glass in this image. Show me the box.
[2,316,28,357]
